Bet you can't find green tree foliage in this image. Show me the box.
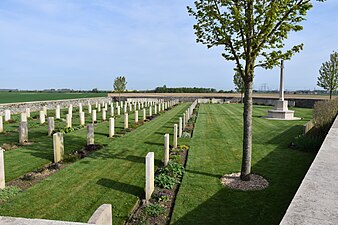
[188,0,324,180]
[113,76,127,101]
[317,51,338,99]
[233,72,244,102]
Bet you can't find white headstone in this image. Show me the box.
[39,111,45,124]
[179,117,183,138]
[143,108,146,121]
[164,134,170,166]
[102,110,107,121]
[43,106,47,116]
[48,117,55,136]
[145,152,154,202]
[87,124,95,145]
[53,132,64,163]
[124,113,129,129]
[0,116,3,133]
[25,108,31,118]
[135,110,139,124]
[88,104,92,114]
[19,122,28,144]
[55,105,61,119]
[173,124,178,149]
[92,110,97,123]
[80,112,85,126]
[117,106,121,116]
[4,110,10,122]
[20,112,27,122]
[66,114,72,128]
[0,148,5,189]
[109,118,115,138]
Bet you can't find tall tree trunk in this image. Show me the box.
[330,90,332,100]
[240,77,253,181]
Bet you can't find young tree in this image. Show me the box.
[188,0,324,180]
[317,51,338,99]
[113,76,127,102]
[233,72,244,103]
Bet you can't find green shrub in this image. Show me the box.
[144,203,165,217]
[0,186,22,202]
[159,162,185,179]
[170,155,181,163]
[313,99,338,136]
[154,173,177,189]
[293,134,324,152]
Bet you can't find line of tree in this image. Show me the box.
[141,85,233,93]
[317,51,338,99]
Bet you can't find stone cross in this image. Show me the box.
[56,105,61,119]
[0,148,5,189]
[0,116,3,133]
[80,112,85,126]
[124,113,129,129]
[164,134,170,166]
[39,111,46,124]
[145,152,154,202]
[19,122,28,144]
[109,118,115,138]
[4,110,10,122]
[280,60,285,101]
[53,132,64,163]
[87,124,95,145]
[48,117,55,136]
[173,124,178,149]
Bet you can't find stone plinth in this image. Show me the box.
[87,124,94,145]
[48,117,55,136]
[109,118,114,138]
[53,132,64,163]
[266,100,300,120]
[164,134,170,166]
[0,148,5,189]
[19,122,28,144]
[145,152,154,202]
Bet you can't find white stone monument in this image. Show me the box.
[145,152,154,202]
[0,116,3,133]
[173,124,178,149]
[19,122,28,144]
[53,132,64,163]
[266,60,300,120]
[39,111,45,124]
[164,134,170,166]
[80,112,85,126]
[87,124,95,145]
[179,117,183,138]
[0,148,5,189]
[109,118,115,138]
[124,113,129,129]
[48,117,55,136]
[4,110,10,122]
[56,105,61,119]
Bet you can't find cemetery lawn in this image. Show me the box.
[171,104,316,225]
[0,103,190,225]
[0,92,106,104]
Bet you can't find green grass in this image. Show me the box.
[171,104,316,225]
[0,103,189,224]
[0,92,107,104]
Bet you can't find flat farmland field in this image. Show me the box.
[0,92,107,104]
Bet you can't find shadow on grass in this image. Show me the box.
[143,141,163,147]
[97,178,144,197]
[185,169,221,179]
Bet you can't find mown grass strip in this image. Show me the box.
[171,104,316,225]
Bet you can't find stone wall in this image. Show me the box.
[0,97,111,116]
[279,116,338,225]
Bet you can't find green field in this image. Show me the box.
[0,92,107,104]
[0,102,189,224]
[171,104,315,225]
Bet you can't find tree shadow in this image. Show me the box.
[96,178,144,197]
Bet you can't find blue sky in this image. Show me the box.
[0,0,337,91]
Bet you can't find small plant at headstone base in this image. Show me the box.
[63,153,81,163]
[154,173,178,189]
[159,162,185,179]
[153,190,172,203]
[179,144,190,150]
[291,134,324,152]
[181,132,191,138]
[144,203,166,217]
[21,173,35,181]
[170,155,181,163]
[0,186,22,203]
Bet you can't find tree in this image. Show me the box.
[317,51,338,99]
[113,76,127,102]
[188,0,324,181]
[233,72,244,103]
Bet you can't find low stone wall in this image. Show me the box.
[0,97,111,116]
[0,204,112,225]
[280,116,338,225]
